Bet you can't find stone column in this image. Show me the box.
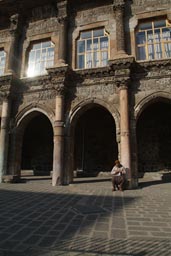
[113,0,126,56]
[0,97,11,183]
[7,14,21,74]
[58,17,68,65]
[119,83,131,181]
[52,91,65,186]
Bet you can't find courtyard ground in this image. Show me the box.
[0,175,171,256]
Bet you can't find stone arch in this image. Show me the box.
[15,103,55,130]
[11,104,54,177]
[64,98,120,183]
[136,91,171,173]
[66,98,120,137]
[135,91,171,121]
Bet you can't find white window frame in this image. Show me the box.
[136,18,171,61]
[27,40,55,77]
[0,49,6,76]
[76,28,109,69]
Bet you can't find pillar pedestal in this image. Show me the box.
[0,99,10,183]
[52,122,64,186]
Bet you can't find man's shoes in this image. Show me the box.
[118,185,123,191]
[112,188,116,191]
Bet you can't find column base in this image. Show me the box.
[56,60,67,67]
[115,51,129,58]
[127,178,138,189]
[2,175,20,183]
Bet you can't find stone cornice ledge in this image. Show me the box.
[21,75,50,87]
[47,65,69,77]
[0,74,13,87]
[75,66,114,78]
[109,56,135,70]
[136,58,171,70]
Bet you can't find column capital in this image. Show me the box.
[57,16,68,25]
[116,79,130,90]
[53,84,65,96]
[9,13,22,35]
[0,92,11,102]
[113,0,125,11]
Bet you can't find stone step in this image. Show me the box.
[21,170,34,176]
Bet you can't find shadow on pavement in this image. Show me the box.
[0,183,170,256]
[138,179,170,189]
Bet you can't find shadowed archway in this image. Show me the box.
[21,112,53,176]
[73,105,118,177]
[137,101,171,173]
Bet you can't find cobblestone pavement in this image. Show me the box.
[0,177,171,256]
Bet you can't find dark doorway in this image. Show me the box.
[21,113,53,176]
[74,106,118,177]
[137,101,171,172]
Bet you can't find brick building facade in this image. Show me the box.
[0,0,171,187]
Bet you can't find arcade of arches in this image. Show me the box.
[137,101,171,173]
[1,99,171,186]
[19,101,171,181]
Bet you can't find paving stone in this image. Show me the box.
[24,235,42,245]
[111,229,127,239]
[38,236,57,247]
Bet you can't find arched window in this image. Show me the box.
[77,28,109,69]
[0,50,6,76]
[136,19,171,61]
[27,40,54,77]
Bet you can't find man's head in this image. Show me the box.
[115,160,120,166]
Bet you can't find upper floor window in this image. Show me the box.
[27,40,54,77]
[136,19,171,61]
[0,50,6,76]
[77,28,109,69]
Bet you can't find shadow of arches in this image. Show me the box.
[1,183,170,256]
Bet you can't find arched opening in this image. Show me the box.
[74,105,118,177]
[21,112,53,176]
[137,101,171,173]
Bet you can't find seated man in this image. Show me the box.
[111,160,126,191]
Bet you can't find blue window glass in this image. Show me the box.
[0,50,6,76]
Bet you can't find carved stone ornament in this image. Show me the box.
[74,83,117,98]
[31,5,56,21]
[47,65,69,77]
[0,30,10,43]
[132,59,171,80]
[21,75,51,89]
[57,16,67,25]
[109,56,135,70]
[10,14,19,31]
[115,78,130,89]
[0,91,10,101]
[0,74,13,87]
[53,84,65,96]
[75,66,115,80]
[27,18,59,37]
